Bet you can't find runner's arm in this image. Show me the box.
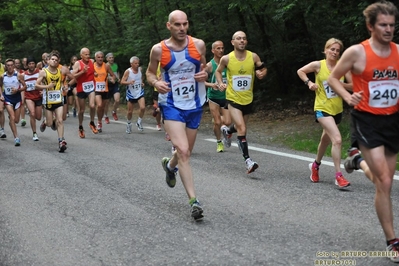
[328,45,361,106]
[253,53,267,80]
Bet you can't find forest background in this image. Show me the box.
[0,0,398,107]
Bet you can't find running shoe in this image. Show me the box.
[97,122,102,133]
[387,239,399,262]
[32,133,39,141]
[245,158,258,174]
[126,123,132,134]
[79,127,85,138]
[73,108,77,117]
[221,125,232,148]
[66,112,69,118]
[217,141,224,153]
[89,122,98,134]
[190,198,204,221]
[58,140,67,153]
[14,137,20,146]
[112,112,118,121]
[104,116,110,124]
[21,119,26,127]
[309,162,320,183]
[335,175,351,189]
[40,120,46,132]
[136,120,143,132]
[51,119,57,131]
[344,147,361,174]
[156,124,162,131]
[0,128,6,139]
[161,157,177,188]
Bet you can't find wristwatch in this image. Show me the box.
[304,79,310,85]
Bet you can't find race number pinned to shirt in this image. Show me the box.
[171,79,195,101]
[26,81,35,91]
[82,81,94,93]
[4,87,13,95]
[232,75,252,91]
[46,90,62,104]
[95,81,106,92]
[368,80,399,108]
[323,80,338,99]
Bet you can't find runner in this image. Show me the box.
[328,1,399,262]
[104,52,120,123]
[297,38,352,189]
[66,55,78,118]
[0,58,27,146]
[0,53,6,138]
[215,31,267,173]
[35,52,74,152]
[120,56,145,134]
[24,57,42,141]
[152,64,162,131]
[146,10,208,221]
[72,47,98,138]
[37,53,49,70]
[93,51,116,132]
[15,58,27,127]
[205,40,231,153]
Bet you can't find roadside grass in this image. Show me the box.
[271,118,352,159]
[271,113,399,171]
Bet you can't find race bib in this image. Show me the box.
[323,80,338,99]
[4,87,12,95]
[82,81,94,93]
[129,82,141,91]
[95,81,106,92]
[368,80,399,108]
[26,81,35,91]
[171,79,195,101]
[47,90,62,104]
[232,75,252,91]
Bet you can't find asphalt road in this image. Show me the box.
[1,113,398,266]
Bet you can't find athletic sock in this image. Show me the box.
[237,135,249,160]
[229,124,237,134]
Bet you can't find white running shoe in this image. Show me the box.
[136,120,143,132]
[126,123,132,134]
[245,158,259,174]
[221,125,232,148]
[0,128,6,139]
[32,133,39,141]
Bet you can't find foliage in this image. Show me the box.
[0,0,398,106]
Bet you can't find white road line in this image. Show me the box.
[204,138,399,180]
[84,115,399,180]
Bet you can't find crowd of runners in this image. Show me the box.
[2,1,399,262]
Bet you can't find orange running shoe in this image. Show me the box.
[308,162,319,183]
[89,122,98,134]
[335,175,350,189]
[79,127,85,138]
[112,112,118,121]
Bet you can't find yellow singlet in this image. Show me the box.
[43,68,62,105]
[314,59,344,115]
[226,50,255,105]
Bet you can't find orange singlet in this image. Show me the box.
[352,40,399,115]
